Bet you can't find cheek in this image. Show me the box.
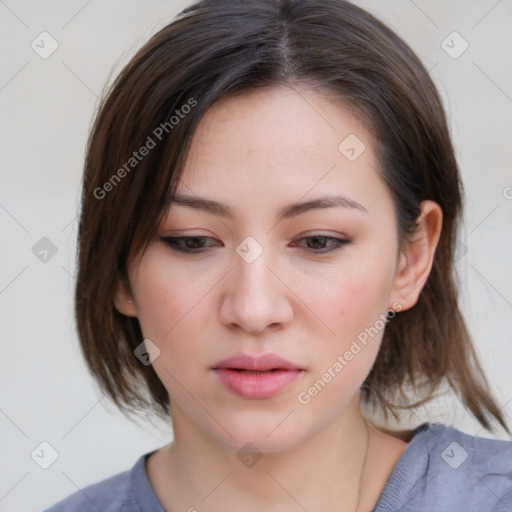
[295,268,393,413]
[129,249,225,382]
[308,256,394,342]
[129,250,196,340]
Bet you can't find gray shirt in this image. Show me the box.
[43,423,512,511]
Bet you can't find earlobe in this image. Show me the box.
[113,278,138,317]
[390,200,443,311]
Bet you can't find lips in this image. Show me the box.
[212,353,304,372]
[211,353,305,399]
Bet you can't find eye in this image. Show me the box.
[291,234,350,254]
[160,236,220,253]
[160,234,350,255]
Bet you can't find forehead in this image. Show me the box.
[185,86,369,169]
[172,86,389,221]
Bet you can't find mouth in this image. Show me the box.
[211,353,305,399]
[211,352,304,372]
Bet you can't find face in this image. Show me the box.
[116,86,413,453]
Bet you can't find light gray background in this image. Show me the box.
[1,1,511,511]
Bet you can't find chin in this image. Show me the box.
[206,407,319,455]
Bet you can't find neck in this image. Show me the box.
[154,396,376,512]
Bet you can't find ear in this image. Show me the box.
[113,277,138,317]
[389,200,443,312]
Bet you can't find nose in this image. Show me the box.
[218,243,293,335]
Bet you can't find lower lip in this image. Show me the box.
[212,368,304,399]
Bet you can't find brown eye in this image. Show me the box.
[160,236,220,252]
[292,235,350,254]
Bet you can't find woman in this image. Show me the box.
[44,0,512,510]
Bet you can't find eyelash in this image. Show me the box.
[160,234,350,254]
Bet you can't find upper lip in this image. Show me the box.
[211,353,304,371]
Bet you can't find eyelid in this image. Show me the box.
[299,230,348,238]
[159,231,347,241]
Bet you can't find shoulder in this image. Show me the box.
[375,423,512,512]
[42,452,159,512]
[421,424,512,510]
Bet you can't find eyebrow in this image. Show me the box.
[168,193,368,221]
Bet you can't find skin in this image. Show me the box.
[114,86,442,512]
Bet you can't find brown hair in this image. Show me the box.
[75,0,509,433]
